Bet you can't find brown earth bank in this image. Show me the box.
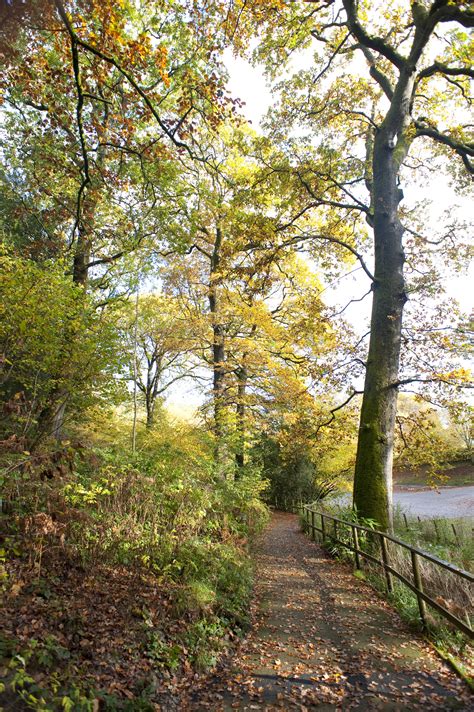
[394,460,473,488]
[182,512,472,711]
[1,560,195,710]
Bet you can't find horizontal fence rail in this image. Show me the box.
[301,505,474,640]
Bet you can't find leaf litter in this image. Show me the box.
[182,512,472,711]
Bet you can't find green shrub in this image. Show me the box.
[1,409,270,707]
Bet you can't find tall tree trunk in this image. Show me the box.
[131,282,139,451]
[34,226,91,444]
[208,226,227,475]
[353,70,413,530]
[235,323,255,477]
[72,227,91,287]
[33,101,107,444]
[145,380,158,430]
[235,364,247,474]
[146,408,154,429]
[145,361,162,430]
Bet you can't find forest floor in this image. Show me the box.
[183,512,473,711]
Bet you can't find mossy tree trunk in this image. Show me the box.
[345,1,474,530]
[353,69,414,531]
[347,0,474,530]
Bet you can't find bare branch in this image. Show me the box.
[312,31,351,84]
[392,377,474,389]
[342,0,405,69]
[429,2,474,30]
[359,46,394,100]
[317,390,363,431]
[418,60,474,81]
[330,287,373,317]
[414,120,474,174]
[298,232,375,282]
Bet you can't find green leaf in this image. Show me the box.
[62,696,75,712]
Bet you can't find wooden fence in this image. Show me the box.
[301,504,474,640]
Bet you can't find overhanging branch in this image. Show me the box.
[54,0,204,163]
[342,0,405,69]
[418,61,474,81]
[297,232,375,282]
[391,377,474,389]
[414,121,474,174]
[317,390,363,431]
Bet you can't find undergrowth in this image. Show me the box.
[1,418,269,710]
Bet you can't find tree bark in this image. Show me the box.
[208,226,227,474]
[235,364,247,474]
[348,2,468,529]
[72,226,91,287]
[145,396,154,430]
[352,70,413,530]
[144,353,158,430]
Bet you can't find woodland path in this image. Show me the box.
[183,512,472,711]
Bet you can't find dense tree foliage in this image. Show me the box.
[226,0,473,527]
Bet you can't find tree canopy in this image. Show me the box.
[1,0,472,520]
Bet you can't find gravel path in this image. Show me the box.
[184,512,472,711]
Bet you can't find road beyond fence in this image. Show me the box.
[302,504,474,639]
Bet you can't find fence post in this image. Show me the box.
[379,533,393,593]
[298,507,473,638]
[411,550,427,628]
[352,525,361,569]
[403,513,409,531]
